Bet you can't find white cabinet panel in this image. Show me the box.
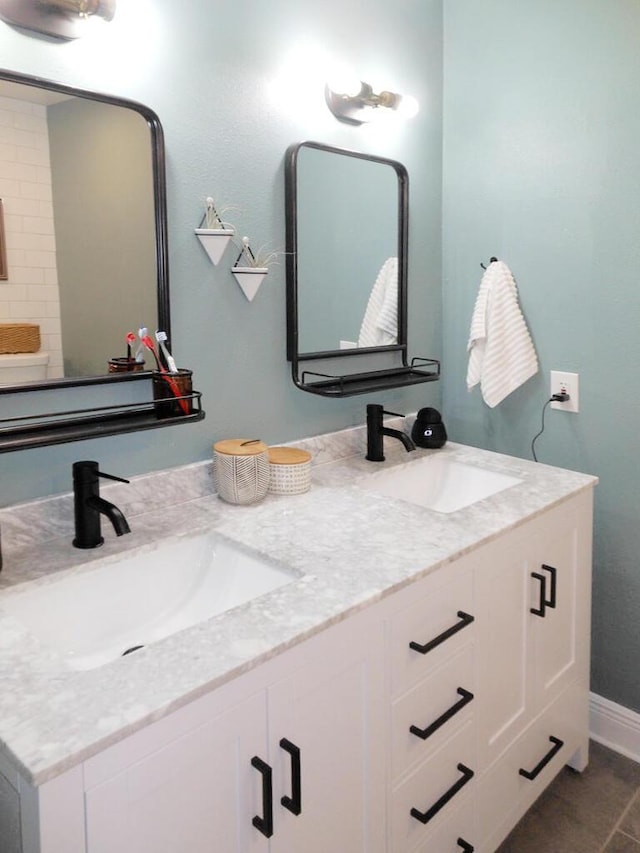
[269,608,385,853]
[390,721,476,853]
[475,533,531,769]
[389,562,475,697]
[85,691,268,853]
[391,645,475,782]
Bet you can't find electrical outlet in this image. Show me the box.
[550,371,579,412]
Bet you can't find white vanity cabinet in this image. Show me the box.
[474,488,592,851]
[7,485,593,853]
[385,557,478,853]
[19,606,386,853]
[381,487,592,853]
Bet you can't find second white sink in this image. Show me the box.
[361,454,522,513]
[1,532,296,671]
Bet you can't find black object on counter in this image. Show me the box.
[411,407,447,449]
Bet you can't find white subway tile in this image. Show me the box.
[22,217,55,237]
[9,302,45,318]
[10,268,45,286]
[23,250,56,268]
[0,285,27,301]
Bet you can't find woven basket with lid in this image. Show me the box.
[0,323,41,354]
[213,439,270,505]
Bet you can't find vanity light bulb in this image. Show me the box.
[326,73,362,99]
[396,94,419,119]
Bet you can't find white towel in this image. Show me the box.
[358,257,398,347]
[467,260,538,408]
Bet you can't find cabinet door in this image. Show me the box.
[529,500,583,711]
[84,691,268,853]
[475,533,531,769]
[267,614,385,853]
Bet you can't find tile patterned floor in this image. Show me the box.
[497,742,640,852]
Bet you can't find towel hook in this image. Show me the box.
[480,256,499,270]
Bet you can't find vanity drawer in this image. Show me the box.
[411,797,477,853]
[477,680,585,850]
[391,645,475,782]
[388,564,475,697]
[390,719,476,853]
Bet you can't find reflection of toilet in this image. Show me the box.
[0,352,49,384]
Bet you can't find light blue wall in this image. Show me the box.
[0,0,443,504]
[442,0,640,711]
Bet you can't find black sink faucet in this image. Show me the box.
[72,461,131,549]
[366,404,416,462]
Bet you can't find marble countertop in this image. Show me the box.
[0,429,597,787]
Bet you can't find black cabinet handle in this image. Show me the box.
[409,612,475,655]
[251,756,273,837]
[410,688,474,740]
[410,763,474,824]
[531,565,557,617]
[519,736,564,780]
[542,564,557,608]
[457,840,474,852]
[279,738,302,816]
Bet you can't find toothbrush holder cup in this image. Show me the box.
[108,357,145,373]
[152,369,193,419]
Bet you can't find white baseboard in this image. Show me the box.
[589,692,640,763]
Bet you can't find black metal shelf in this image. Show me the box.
[0,392,204,453]
[297,359,440,397]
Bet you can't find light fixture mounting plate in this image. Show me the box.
[0,0,107,39]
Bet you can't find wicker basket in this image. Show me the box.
[0,324,41,354]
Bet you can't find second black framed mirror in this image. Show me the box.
[285,141,439,397]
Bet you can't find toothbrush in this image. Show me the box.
[134,326,147,363]
[142,335,189,415]
[126,332,136,361]
[140,334,162,372]
[155,330,177,373]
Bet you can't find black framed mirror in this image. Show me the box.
[0,70,204,452]
[0,68,169,394]
[285,141,439,397]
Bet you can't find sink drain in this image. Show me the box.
[122,644,145,657]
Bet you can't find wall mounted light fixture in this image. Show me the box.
[324,79,419,125]
[0,0,115,40]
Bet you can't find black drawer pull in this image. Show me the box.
[410,763,474,824]
[530,565,557,618]
[251,756,273,837]
[542,564,557,608]
[410,688,474,740]
[409,611,475,655]
[279,738,302,816]
[519,736,564,780]
[457,840,474,852]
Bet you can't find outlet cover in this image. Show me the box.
[550,371,579,412]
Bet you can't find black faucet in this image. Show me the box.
[366,404,416,462]
[72,461,131,549]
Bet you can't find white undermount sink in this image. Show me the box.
[1,532,296,671]
[361,454,522,513]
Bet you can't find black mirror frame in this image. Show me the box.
[0,68,170,395]
[0,71,207,453]
[284,140,439,397]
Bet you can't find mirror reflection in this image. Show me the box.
[294,143,401,355]
[0,76,161,388]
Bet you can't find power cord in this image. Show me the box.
[531,393,570,462]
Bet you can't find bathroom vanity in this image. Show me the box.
[0,431,596,853]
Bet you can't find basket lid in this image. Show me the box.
[268,446,312,465]
[214,438,268,456]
